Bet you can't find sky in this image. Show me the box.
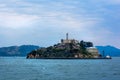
[0,0,120,48]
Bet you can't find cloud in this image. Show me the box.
[0,0,119,48]
[105,0,120,4]
[0,0,103,39]
[90,0,120,4]
[0,0,41,29]
[0,12,39,29]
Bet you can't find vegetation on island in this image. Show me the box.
[26,40,99,59]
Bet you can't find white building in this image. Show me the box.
[86,47,99,58]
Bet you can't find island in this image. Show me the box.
[26,33,111,59]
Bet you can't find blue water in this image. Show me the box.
[0,57,120,80]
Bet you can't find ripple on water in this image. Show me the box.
[0,57,120,80]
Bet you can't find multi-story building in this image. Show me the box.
[61,33,79,44]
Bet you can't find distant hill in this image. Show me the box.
[0,45,120,57]
[0,45,40,56]
[96,45,120,57]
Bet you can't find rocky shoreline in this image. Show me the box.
[27,57,111,59]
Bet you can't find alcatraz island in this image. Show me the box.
[27,33,111,59]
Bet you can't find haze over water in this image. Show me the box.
[0,57,120,80]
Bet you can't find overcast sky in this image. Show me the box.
[0,0,120,48]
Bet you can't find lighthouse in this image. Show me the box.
[66,33,68,40]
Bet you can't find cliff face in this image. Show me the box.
[27,41,100,59]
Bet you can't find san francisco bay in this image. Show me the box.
[0,57,120,80]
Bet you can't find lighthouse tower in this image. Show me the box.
[66,33,68,40]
